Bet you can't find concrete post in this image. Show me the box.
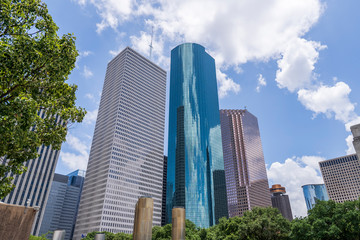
[132,197,154,240]
[0,202,39,240]
[172,207,185,240]
[52,230,66,240]
[94,233,105,240]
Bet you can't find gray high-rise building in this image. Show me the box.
[2,119,62,236]
[351,123,360,157]
[73,47,166,239]
[39,170,85,240]
[270,184,293,221]
[220,109,271,217]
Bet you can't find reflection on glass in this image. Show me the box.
[166,43,228,228]
[302,184,329,210]
[219,109,272,217]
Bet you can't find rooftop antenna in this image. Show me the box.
[149,26,154,60]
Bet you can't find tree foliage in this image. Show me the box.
[0,0,85,198]
[206,207,291,240]
[82,200,360,240]
[82,231,132,240]
[290,199,360,240]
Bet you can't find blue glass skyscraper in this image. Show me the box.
[302,184,329,211]
[166,43,228,228]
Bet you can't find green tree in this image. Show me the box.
[113,232,132,240]
[152,220,202,240]
[152,224,172,240]
[29,231,51,240]
[0,0,85,198]
[290,199,360,240]
[82,231,132,240]
[210,207,291,240]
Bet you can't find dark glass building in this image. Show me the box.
[270,184,293,221]
[161,156,167,226]
[302,184,329,210]
[220,109,271,217]
[39,170,85,240]
[166,43,228,228]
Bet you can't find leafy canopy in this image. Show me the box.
[290,199,360,240]
[0,0,85,198]
[83,200,360,240]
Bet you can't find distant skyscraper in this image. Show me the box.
[73,47,166,239]
[319,154,360,203]
[39,170,85,240]
[166,43,228,228]
[220,109,271,217]
[2,114,62,236]
[270,184,293,221]
[161,156,167,226]
[302,184,329,210]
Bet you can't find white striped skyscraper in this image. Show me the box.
[2,119,61,236]
[73,47,166,239]
[220,109,271,217]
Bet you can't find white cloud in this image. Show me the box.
[83,109,98,125]
[60,133,90,171]
[298,82,357,123]
[130,31,169,68]
[276,38,326,92]
[256,74,266,93]
[85,93,94,100]
[267,155,325,218]
[73,0,87,6]
[92,0,134,34]
[217,69,240,99]
[346,134,355,155]
[345,116,360,132]
[80,50,93,57]
[77,0,325,97]
[82,65,93,79]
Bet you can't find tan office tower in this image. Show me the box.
[73,47,166,239]
[319,154,360,202]
[319,123,360,203]
[220,109,271,217]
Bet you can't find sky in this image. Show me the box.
[46,0,360,218]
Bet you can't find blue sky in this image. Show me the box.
[46,0,360,217]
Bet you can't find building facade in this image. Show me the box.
[2,113,62,235]
[39,170,85,240]
[219,109,271,218]
[73,47,166,239]
[302,184,329,210]
[351,123,360,157]
[166,43,228,228]
[319,154,360,203]
[270,184,293,221]
[161,156,167,226]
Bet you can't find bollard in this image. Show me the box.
[172,207,185,240]
[94,233,105,240]
[132,196,154,240]
[52,230,66,240]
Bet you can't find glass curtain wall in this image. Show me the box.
[166,43,228,228]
